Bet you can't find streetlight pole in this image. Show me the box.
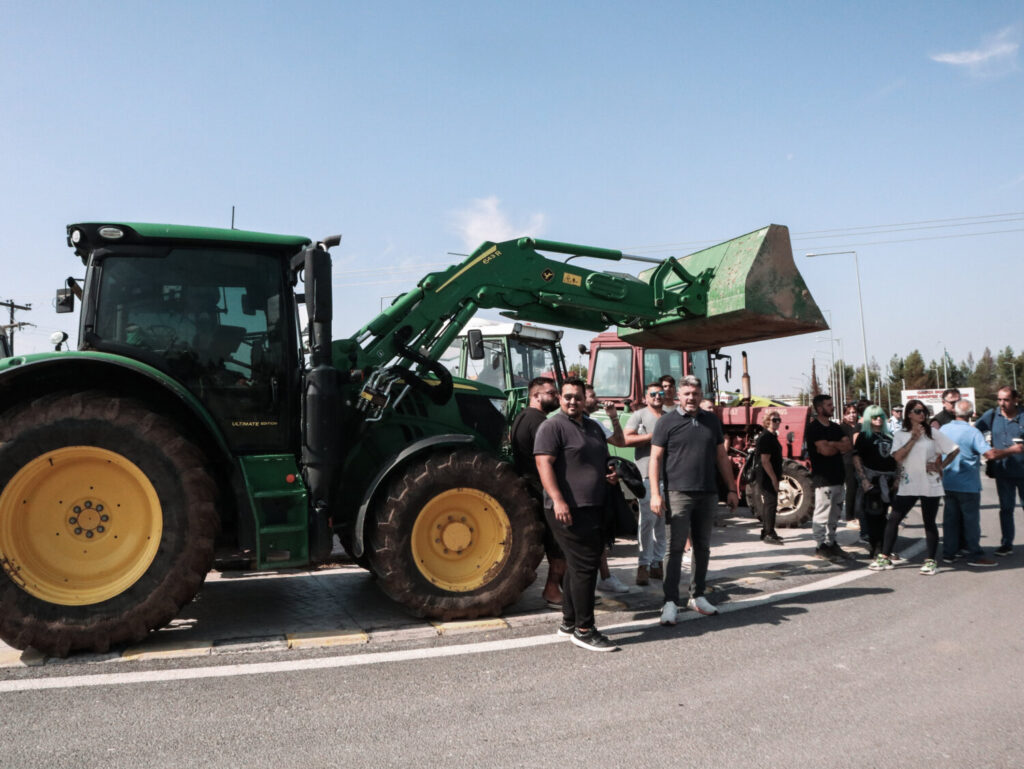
[937,343,948,389]
[806,250,870,400]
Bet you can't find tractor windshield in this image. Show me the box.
[508,337,561,387]
[642,349,683,386]
[90,248,293,451]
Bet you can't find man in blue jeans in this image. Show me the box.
[649,375,737,625]
[974,386,1024,556]
[940,399,998,567]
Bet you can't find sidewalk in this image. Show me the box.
[1,505,877,667]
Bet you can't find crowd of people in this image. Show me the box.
[511,374,1024,653]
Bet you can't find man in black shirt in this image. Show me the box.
[509,377,564,606]
[806,394,853,560]
[650,375,737,624]
[535,378,620,652]
[931,388,960,429]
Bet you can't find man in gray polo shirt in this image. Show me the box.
[624,381,668,585]
[650,375,737,625]
[535,377,620,652]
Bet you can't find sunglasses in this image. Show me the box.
[561,394,583,401]
[910,408,926,415]
[647,391,665,397]
[770,417,781,422]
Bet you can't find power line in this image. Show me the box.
[620,210,1024,255]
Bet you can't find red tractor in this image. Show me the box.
[584,332,814,527]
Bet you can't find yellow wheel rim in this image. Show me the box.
[0,446,162,605]
[410,488,510,592]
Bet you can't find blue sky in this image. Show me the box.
[2,2,1021,398]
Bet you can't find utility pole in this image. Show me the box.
[1,299,32,353]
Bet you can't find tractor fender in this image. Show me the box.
[351,433,476,559]
[0,352,231,460]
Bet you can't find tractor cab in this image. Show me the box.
[61,223,309,452]
[443,319,567,416]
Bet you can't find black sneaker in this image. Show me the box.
[941,554,959,564]
[556,622,574,637]
[835,543,855,560]
[814,544,832,559]
[571,628,619,652]
[762,533,785,545]
[995,545,1013,557]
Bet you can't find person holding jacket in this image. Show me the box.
[852,405,898,558]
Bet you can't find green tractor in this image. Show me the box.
[0,222,825,656]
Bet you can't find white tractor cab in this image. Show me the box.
[443,318,568,417]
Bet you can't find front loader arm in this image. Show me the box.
[342,225,825,417]
[350,237,710,367]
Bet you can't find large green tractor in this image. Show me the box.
[0,222,825,656]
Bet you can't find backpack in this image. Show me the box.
[741,447,761,486]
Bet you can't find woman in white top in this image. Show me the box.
[871,399,959,575]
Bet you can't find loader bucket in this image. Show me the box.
[618,224,827,350]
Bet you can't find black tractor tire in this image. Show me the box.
[775,460,814,528]
[368,449,543,620]
[0,392,218,657]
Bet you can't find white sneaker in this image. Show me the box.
[687,596,718,616]
[660,601,678,625]
[596,574,630,593]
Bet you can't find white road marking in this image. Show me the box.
[0,541,924,694]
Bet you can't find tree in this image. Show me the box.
[810,359,821,398]
[902,350,929,390]
[995,346,1019,393]
[968,347,999,414]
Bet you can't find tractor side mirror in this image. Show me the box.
[577,343,588,356]
[467,329,484,360]
[56,288,75,314]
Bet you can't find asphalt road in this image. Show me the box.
[3,493,1023,769]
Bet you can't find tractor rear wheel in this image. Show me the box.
[368,450,542,620]
[775,460,814,528]
[0,392,218,657]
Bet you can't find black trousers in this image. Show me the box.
[760,488,778,536]
[882,495,941,560]
[544,505,605,630]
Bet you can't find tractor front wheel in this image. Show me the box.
[775,460,814,528]
[368,450,542,620]
[0,392,218,657]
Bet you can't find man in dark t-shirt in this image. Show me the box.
[535,377,620,652]
[649,375,737,624]
[806,394,853,560]
[509,377,563,605]
[930,388,960,430]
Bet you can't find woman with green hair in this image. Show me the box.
[854,405,898,559]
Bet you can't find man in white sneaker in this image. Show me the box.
[582,384,630,594]
[649,376,738,624]
[624,382,668,585]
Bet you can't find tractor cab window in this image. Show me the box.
[591,347,631,398]
[91,249,293,452]
[463,339,506,390]
[643,349,683,386]
[509,338,560,388]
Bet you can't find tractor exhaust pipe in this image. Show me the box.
[302,238,343,561]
